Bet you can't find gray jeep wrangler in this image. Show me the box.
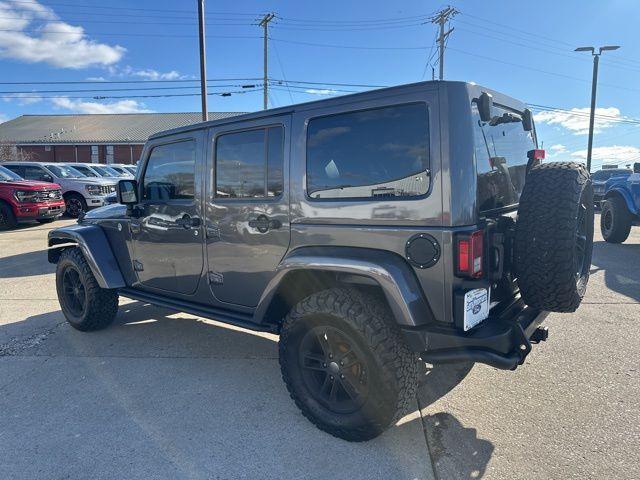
[48,81,594,441]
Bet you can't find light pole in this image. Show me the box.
[575,45,620,172]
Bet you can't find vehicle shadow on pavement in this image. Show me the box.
[1,302,437,480]
[590,240,640,302]
[0,249,55,278]
[417,362,494,479]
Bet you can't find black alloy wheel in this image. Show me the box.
[298,325,369,414]
[575,198,589,280]
[61,265,87,317]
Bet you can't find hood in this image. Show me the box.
[0,179,60,190]
[67,177,116,186]
[83,203,127,220]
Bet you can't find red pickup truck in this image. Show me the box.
[0,164,66,229]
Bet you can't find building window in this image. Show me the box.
[306,103,430,200]
[106,145,114,164]
[91,145,99,163]
[44,145,51,152]
[215,126,284,199]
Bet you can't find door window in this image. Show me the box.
[215,126,284,199]
[142,140,196,201]
[22,166,50,182]
[306,103,430,200]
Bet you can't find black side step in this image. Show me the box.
[118,288,277,334]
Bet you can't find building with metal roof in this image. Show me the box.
[0,112,242,164]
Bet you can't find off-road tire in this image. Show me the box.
[0,202,17,229]
[64,193,87,218]
[515,162,594,312]
[37,218,55,224]
[56,247,119,331]
[279,287,419,442]
[601,196,632,243]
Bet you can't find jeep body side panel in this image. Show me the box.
[47,223,126,289]
[255,246,435,327]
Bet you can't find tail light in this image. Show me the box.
[456,230,484,278]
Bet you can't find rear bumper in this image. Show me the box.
[401,299,548,370]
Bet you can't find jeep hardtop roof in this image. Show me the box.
[149,80,528,140]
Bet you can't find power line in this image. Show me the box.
[0,78,260,85]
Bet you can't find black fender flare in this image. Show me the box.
[254,246,435,327]
[47,223,125,289]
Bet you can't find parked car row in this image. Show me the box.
[0,161,138,229]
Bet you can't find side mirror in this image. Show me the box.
[117,179,138,205]
[41,174,53,183]
[477,92,493,122]
[634,162,640,174]
[522,108,533,131]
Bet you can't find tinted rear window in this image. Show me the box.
[472,102,535,213]
[306,103,430,200]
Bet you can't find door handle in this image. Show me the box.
[176,215,201,229]
[248,214,281,233]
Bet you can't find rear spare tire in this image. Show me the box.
[515,162,594,312]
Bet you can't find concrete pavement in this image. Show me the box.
[1,216,639,479]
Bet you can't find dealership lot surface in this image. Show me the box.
[1,217,638,479]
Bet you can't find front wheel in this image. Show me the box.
[56,248,119,331]
[0,202,17,230]
[601,196,632,243]
[65,193,87,218]
[279,288,419,442]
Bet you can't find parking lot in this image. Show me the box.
[0,216,638,480]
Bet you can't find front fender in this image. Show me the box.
[604,187,637,215]
[48,223,125,289]
[255,247,435,327]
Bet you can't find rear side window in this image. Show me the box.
[215,126,284,199]
[142,140,196,201]
[306,103,430,200]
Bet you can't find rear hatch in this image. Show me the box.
[470,100,537,306]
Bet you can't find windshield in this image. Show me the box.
[124,166,137,175]
[73,165,99,177]
[592,169,631,181]
[99,165,124,177]
[0,165,22,181]
[472,102,535,213]
[45,164,87,178]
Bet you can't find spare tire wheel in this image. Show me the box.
[515,162,594,312]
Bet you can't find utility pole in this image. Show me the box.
[575,45,620,172]
[259,13,275,110]
[431,6,458,80]
[197,0,208,121]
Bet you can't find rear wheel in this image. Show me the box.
[601,196,632,243]
[56,248,119,331]
[279,288,419,442]
[65,193,87,218]
[515,162,594,312]
[0,202,17,230]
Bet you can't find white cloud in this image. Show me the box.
[550,144,566,153]
[0,0,125,68]
[534,107,622,135]
[85,76,106,82]
[305,88,340,95]
[571,145,640,163]
[2,93,43,105]
[51,97,153,114]
[107,65,189,81]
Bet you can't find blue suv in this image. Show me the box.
[601,163,640,243]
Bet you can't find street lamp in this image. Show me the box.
[575,45,620,172]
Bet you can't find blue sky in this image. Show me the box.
[1,0,639,169]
